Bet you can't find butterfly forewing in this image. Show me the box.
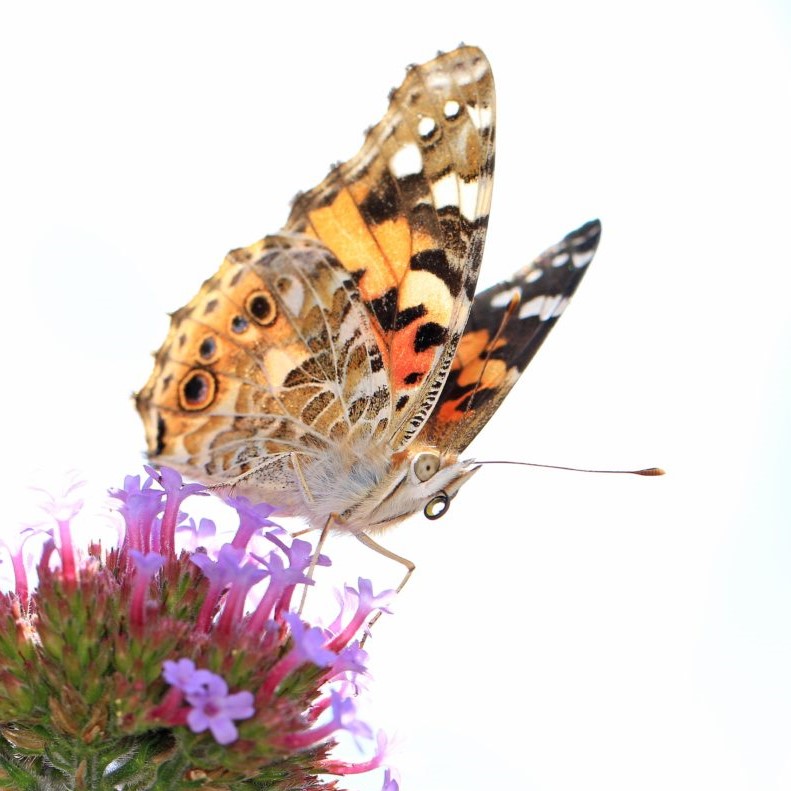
[286,46,496,449]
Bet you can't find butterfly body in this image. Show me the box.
[136,46,599,534]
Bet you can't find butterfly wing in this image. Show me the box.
[135,235,394,508]
[286,46,495,449]
[137,46,496,511]
[419,219,601,454]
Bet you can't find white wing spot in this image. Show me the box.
[417,116,437,139]
[278,277,305,316]
[430,172,458,209]
[455,58,491,85]
[572,250,594,269]
[459,178,481,222]
[443,99,461,120]
[475,175,494,221]
[490,286,522,308]
[466,103,493,130]
[526,269,543,283]
[552,252,570,268]
[553,296,570,317]
[518,294,567,321]
[389,143,423,178]
[539,295,564,321]
[519,296,544,320]
[426,71,452,91]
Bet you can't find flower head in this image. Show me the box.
[0,466,397,790]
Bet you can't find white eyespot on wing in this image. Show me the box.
[490,286,522,308]
[443,99,461,119]
[417,116,437,139]
[389,143,423,178]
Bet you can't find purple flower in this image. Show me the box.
[162,658,215,694]
[129,550,166,577]
[329,641,369,678]
[277,689,371,750]
[285,613,335,666]
[144,466,206,557]
[327,578,395,651]
[223,495,278,550]
[190,544,246,588]
[247,544,313,631]
[328,690,373,744]
[261,614,335,699]
[128,550,165,632]
[176,516,217,552]
[34,479,87,585]
[185,672,255,745]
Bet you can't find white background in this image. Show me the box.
[2,1,790,789]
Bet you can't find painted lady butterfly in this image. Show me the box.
[136,46,600,546]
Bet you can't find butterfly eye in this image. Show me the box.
[413,451,441,482]
[179,369,217,411]
[246,290,277,326]
[424,491,450,520]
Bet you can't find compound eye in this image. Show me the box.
[424,491,450,520]
[413,451,441,482]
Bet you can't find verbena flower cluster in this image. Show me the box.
[0,467,396,790]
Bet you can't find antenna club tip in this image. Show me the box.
[635,467,666,476]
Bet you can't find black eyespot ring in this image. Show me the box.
[178,369,217,411]
[424,490,450,520]
[246,289,277,326]
[231,315,249,334]
[198,336,217,361]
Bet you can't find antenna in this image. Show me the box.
[476,460,665,476]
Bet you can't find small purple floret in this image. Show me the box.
[185,672,255,745]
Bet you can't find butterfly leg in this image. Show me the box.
[355,532,415,644]
[297,514,334,616]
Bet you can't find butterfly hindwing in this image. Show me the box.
[135,234,393,504]
[286,46,496,449]
[420,220,601,454]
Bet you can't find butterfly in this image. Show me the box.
[136,46,600,546]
